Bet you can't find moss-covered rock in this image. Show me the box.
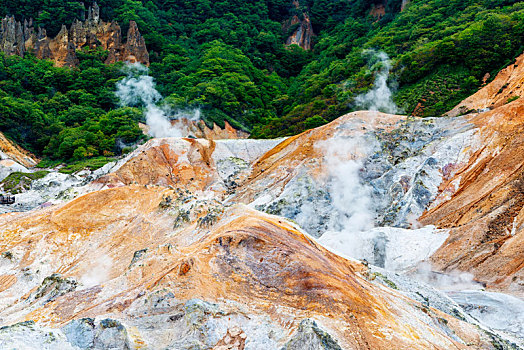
[34,273,77,303]
[1,171,49,194]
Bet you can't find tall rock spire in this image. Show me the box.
[284,0,315,50]
[0,3,149,67]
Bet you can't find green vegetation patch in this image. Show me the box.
[1,0,523,150]
[372,272,398,290]
[58,157,113,174]
[1,171,49,194]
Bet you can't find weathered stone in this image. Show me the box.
[62,318,96,349]
[0,3,149,67]
[93,319,130,350]
[284,1,315,50]
[33,273,78,303]
[282,319,342,350]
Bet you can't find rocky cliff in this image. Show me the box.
[0,2,149,67]
[284,0,315,50]
[0,132,38,181]
[447,52,524,117]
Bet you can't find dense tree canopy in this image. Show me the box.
[0,0,523,162]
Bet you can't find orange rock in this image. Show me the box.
[284,1,315,50]
[0,186,495,348]
[421,99,524,294]
[0,131,38,168]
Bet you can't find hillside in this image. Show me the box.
[1,0,523,165]
[0,109,522,348]
[1,60,524,344]
[0,1,523,348]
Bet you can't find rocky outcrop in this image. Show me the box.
[421,99,524,294]
[120,21,149,65]
[370,1,387,19]
[447,51,524,117]
[171,119,250,140]
[0,131,38,182]
[0,2,149,67]
[284,0,315,50]
[0,16,25,56]
[139,119,250,140]
[0,132,38,169]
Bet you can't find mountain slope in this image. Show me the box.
[0,148,504,349]
[447,51,524,116]
[0,106,523,347]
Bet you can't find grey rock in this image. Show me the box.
[282,319,342,350]
[62,318,96,349]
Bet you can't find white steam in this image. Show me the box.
[116,63,200,138]
[311,53,396,261]
[80,254,113,288]
[354,50,399,114]
[314,50,441,272]
[412,262,484,291]
[322,137,377,233]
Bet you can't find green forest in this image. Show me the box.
[1,0,523,163]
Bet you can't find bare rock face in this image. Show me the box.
[421,100,524,294]
[0,2,149,67]
[33,27,52,60]
[120,20,149,65]
[284,0,315,50]
[447,51,524,117]
[0,132,37,169]
[0,131,38,181]
[369,1,387,19]
[0,16,25,56]
[169,119,250,140]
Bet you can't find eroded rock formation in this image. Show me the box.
[0,2,149,67]
[284,0,315,50]
[139,119,250,140]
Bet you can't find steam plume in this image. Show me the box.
[315,135,380,260]
[80,254,113,288]
[322,136,377,233]
[116,63,200,138]
[354,50,399,114]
